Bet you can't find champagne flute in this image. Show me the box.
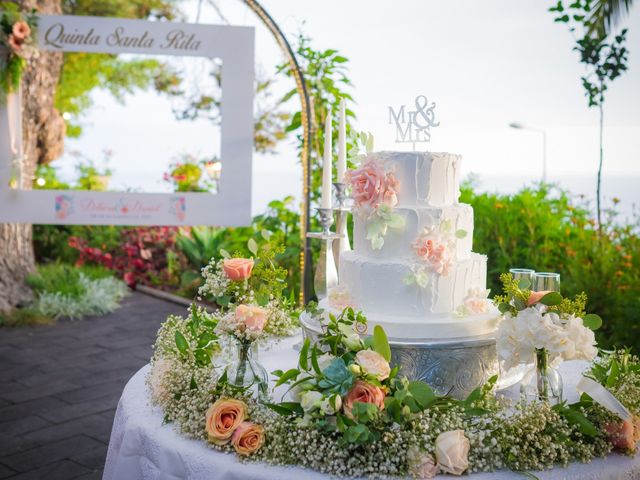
[509,268,535,289]
[533,272,560,293]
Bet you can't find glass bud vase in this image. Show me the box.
[520,348,563,405]
[227,339,269,401]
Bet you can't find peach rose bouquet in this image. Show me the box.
[1,6,38,98]
[270,308,445,445]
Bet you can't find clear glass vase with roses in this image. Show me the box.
[494,273,603,404]
[216,305,270,401]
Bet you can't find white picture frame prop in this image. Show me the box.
[0,15,254,226]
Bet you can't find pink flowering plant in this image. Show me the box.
[0,3,37,100]
[345,133,405,250]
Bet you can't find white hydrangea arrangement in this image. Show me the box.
[494,273,601,371]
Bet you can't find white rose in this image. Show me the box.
[355,349,391,380]
[435,429,470,476]
[338,323,363,351]
[300,390,322,412]
[320,395,342,415]
[317,353,336,372]
[289,380,313,402]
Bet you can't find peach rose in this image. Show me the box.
[355,350,391,381]
[235,304,268,332]
[7,35,22,54]
[205,398,247,445]
[231,421,265,455]
[223,258,254,281]
[346,160,385,209]
[382,172,399,207]
[527,290,552,306]
[407,446,438,479]
[435,429,470,475]
[342,380,385,419]
[604,418,637,451]
[12,21,31,41]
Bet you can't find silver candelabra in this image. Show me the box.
[332,182,351,271]
[307,208,342,300]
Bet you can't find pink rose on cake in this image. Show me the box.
[463,288,491,314]
[345,159,399,211]
[413,232,454,276]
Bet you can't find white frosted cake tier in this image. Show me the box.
[353,204,473,261]
[319,299,499,339]
[339,251,489,317]
[375,151,461,207]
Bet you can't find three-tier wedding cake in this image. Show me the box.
[321,151,500,340]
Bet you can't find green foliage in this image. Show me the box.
[462,181,639,348]
[278,35,357,205]
[0,307,53,327]
[26,262,112,298]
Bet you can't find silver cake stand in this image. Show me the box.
[300,312,521,399]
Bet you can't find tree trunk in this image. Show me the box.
[0,0,64,313]
[596,99,604,232]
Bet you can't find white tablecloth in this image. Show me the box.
[103,335,640,480]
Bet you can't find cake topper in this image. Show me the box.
[388,95,440,150]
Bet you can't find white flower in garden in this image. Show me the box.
[300,391,323,412]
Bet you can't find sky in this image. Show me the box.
[55,0,640,217]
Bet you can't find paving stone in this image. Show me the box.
[3,434,104,472]
[0,292,184,477]
[0,380,81,403]
[0,415,53,437]
[0,463,16,479]
[4,459,90,480]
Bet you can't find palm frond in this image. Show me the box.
[588,0,634,36]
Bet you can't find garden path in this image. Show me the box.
[0,292,185,479]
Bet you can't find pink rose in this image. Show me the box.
[527,290,552,306]
[435,429,470,475]
[223,258,254,281]
[205,398,248,445]
[342,380,386,419]
[604,418,637,451]
[355,350,391,380]
[382,172,399,207]
[235,305,267,332]
[12,21,31,41]
[346,161,385,209]
[407,446,438,479]
[231,421,265,455]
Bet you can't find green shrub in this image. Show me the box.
[462,181,640,350]
[33,225,123,263]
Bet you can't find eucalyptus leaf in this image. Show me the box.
[540,292,563,306]
[583,313,603,330]
[455,229,468,239]
[247,238,259,256]
[219,248,231,259]
[518,278,531,290]
[372,325,391,362]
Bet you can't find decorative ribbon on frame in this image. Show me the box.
[576,376,632,421]
[7,87,23,190]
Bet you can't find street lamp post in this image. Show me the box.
[509,122,548,182]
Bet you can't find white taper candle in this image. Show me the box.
[337,99,346,183]
[321,108,333,209]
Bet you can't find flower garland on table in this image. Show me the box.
[148,294,640,478]
[0,3,37,100]
[345,133,405,250]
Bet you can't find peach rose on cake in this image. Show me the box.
[205,398,248,445]
[231,421,265,455]
[355,350,391,381]
[381,172,399,207]
[223,258,254,281]
[12,21,31,41]
[235,304,268,332]
[346,160,385,209]
[342,380,386,419]
[435,429,470,476]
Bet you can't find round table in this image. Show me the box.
[103,335,640,480]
